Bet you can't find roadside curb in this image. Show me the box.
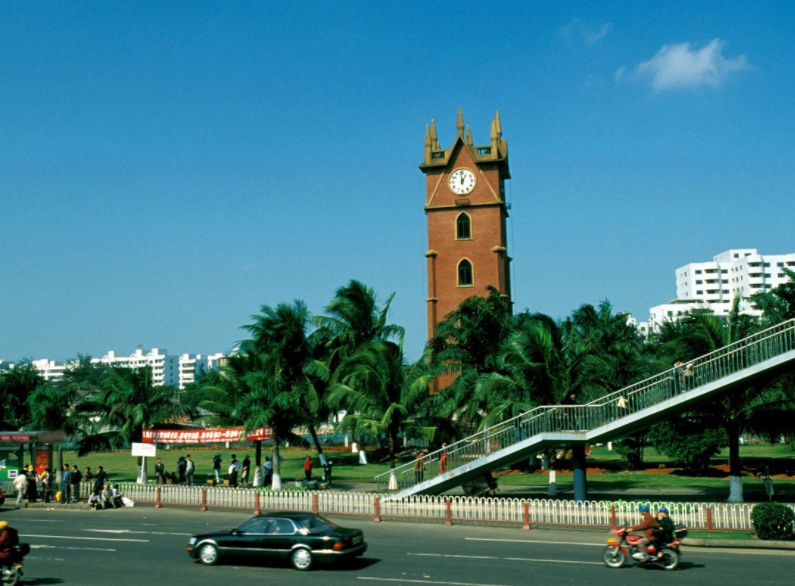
[683,537,795,550]
[25,502,91,510]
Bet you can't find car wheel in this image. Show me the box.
[198,543,220,566]
[290,547,313,571]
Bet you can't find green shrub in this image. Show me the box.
[750,502,795,541]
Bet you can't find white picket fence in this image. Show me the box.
[3,479,789,531]
[111,483,791,531]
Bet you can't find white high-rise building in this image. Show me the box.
[648,249,795,331]
[178,353,208,390]
[30,359,69,382]
[92,347,178,388]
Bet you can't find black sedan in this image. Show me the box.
[187,512,367,571]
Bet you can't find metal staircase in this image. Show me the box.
[376,319,795,499]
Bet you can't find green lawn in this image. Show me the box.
[687,530,754,540]
[53,446,393,484]
[45,442,795,502]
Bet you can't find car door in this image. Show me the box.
[230,517,273,558]
[260,517,298,558]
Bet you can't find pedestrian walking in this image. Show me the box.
[25,466,38,503]
[177,456,187,484]
[228,454,240,487]
[212,453,223,484]
[413,452,426,484]
[263,457,273,487]
[185,455,195,486]
[303,456,313,482]
[70,465,82,502]
[60,464,72,504]
[154,458,166,485]
[439,443,449,475]
[40,468,52,503]
[241,455,251,486]
[13,472,26,509]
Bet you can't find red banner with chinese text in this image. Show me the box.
[141,427,273,444]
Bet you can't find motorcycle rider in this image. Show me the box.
[0,520,18,577]
[627,504,659,561]
[654,506,676,558]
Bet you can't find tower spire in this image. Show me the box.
[456,107,465,137]
[465,123,473,146]
[430,118,439,150]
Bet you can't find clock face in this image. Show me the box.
[449,168,476,195]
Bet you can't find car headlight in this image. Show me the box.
[189,537,197,545]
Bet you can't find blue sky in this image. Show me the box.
[2,2,793,363]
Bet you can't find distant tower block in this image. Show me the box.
[421,108,512,341]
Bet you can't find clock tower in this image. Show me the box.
[421,108,512,340]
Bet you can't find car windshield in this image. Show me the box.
[296,515,338,534]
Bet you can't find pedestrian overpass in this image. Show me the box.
[376,319,795,501]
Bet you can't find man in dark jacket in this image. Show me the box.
[60,465,71,505]
[93,466,108,495]
[70,465,82,503]
[154,458,166,484]
[654,507,676,557]
[628,505,660,561]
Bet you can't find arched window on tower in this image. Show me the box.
[458,259,473,287]
[456,213,472,239]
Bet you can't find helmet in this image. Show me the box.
[0,521,7,531]
[638,505,650,513]
[658,506,669,514]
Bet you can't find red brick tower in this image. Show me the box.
[421,108,512,340]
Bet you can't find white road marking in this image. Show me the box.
[23,534,148,543]
[466,537,603,547]
[685,548,795,557]
[409,552,601,566]
[31,544,117,552]
[410,554,497,560]
[504,557,602,565]
[85,529,191,536]
[360,578,511,586]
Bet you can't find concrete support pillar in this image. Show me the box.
[572,445,588,502]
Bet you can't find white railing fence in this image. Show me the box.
[102,483,791,531]
[3,481,790,532]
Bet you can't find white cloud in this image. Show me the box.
[560,18,613,44]
[585,22,612,44]
[621,39,749,91]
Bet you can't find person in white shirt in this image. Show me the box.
[13,474,26,509]
[185,455,195,486]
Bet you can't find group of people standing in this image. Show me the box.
[154,455,196,485]
[13,464,107,508]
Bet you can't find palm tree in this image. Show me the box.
[80,366,183,483]
[750,268,795,326]
[428,287,515,432]
[242,301,331,464]
[327,341,439,471]
[475,312,611,430]
[0,361,43,429]
[317,280,404,355]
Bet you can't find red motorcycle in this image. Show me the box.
[603,525,684,571]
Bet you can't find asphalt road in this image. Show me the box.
[1,505,793,586]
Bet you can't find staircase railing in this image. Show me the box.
[376,318,795,493]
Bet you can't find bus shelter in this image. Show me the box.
[0,431,67,481]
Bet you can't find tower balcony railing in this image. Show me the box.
[376,318,795,493]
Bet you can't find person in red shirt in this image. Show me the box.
[628,505,660,561]
[0,520,16,576]
[303,456,313,482]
